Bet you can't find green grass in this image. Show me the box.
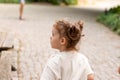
[97,6,120,35]
[64,0,78,5]
[0,0,19,3]
[0,0,78,5]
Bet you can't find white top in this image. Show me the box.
[40,51,93,80]
[20,0,25,3]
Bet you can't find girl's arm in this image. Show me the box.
[87,74,94,80]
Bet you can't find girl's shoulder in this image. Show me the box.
[46,52,62,66]
[76,52,89,61]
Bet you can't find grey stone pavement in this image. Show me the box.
[0,2,120,80]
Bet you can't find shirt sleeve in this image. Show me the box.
[84,58,94,75]
[40,65,56,80]
[40,56,61,80]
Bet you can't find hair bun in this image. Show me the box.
[67,25,80,41]
[77,21,84,31]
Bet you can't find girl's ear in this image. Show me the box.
[60,37,66,45]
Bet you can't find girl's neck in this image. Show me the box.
[59,47,77,52]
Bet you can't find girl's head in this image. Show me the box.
[50,19,84,52]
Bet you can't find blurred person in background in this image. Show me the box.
[19,0,25,20]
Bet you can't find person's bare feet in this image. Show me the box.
[19,17,25,20]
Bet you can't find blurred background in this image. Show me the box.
[0,0,120,80]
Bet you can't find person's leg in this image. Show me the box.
[19,3,24,20]
[119,67,120,74]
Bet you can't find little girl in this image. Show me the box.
[40,19,94,80]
